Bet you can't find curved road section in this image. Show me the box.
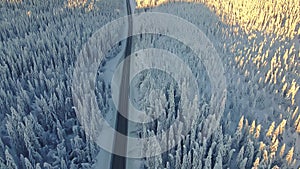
[111,0,133,168]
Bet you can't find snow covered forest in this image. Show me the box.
[0,0,126,168]
[0,0,299,168]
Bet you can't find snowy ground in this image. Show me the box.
[92,0,143,168]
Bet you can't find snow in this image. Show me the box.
[92,0,136,168]
[0,0,298,167]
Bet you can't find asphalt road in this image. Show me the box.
[111,0,133,168]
